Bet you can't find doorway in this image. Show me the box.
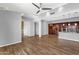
[21,20,24,41]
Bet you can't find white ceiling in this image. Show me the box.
[43,3,79,21]
[0,3,66,17]
[0,3,37,17]
[0,3,79,22]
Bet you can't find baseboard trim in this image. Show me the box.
[0,41,22,47]
[59,38,79,42]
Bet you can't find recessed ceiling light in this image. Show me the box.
[21,13,24,16]
[63,24,65,26]
[75,23,77,26]
[68,23,70,26]
[46,12,50,16]
[58,7,63,12]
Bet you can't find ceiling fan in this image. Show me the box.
[32,3,52,14]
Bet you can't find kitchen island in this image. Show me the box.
[58,32,79,42]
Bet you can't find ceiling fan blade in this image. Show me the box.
[42,8,52,10]
[36,10,40,14]
[50,12,55,15]
[32,3,40,9]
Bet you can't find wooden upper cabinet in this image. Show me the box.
[48,21,79,35]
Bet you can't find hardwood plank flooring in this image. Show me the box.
[0,35,79,55]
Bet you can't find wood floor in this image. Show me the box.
[0,35,79,55]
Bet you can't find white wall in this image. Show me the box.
[24,21,30,36]
[30,21,35,36]
[36,22,39,35]
[24,17,49,37]
[36,21,48,36]
[24,20,35,36]
[0,10,22,47]
[42,21,48,35]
